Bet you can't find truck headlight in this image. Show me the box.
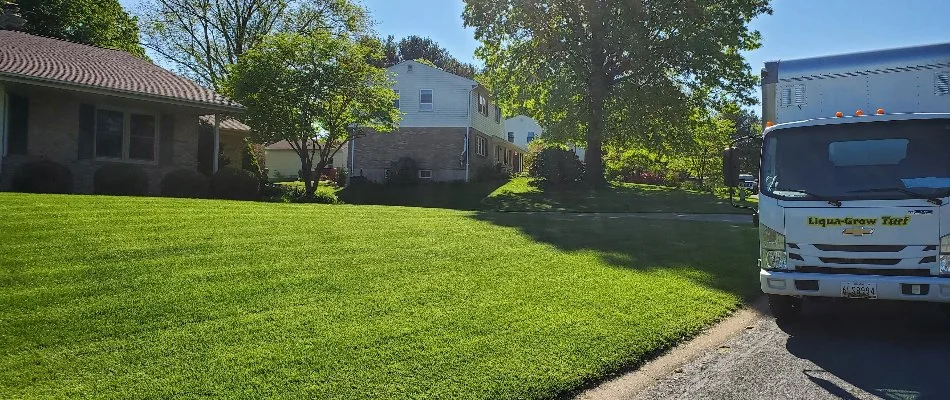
[760,225,789,270]
[940,235,950,275]
[762,250,789,270]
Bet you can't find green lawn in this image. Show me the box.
[484,177,757,213]
[0,193,758,398]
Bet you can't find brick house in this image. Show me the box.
[0,30,245,194]
[349,60,525,183]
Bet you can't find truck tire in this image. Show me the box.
[768,295,802,321]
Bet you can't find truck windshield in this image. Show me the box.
[762,119,950,201]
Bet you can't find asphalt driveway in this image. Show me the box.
[631,299,950,400]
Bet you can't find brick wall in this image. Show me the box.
[351,127,467,182]
[0,85,203,195]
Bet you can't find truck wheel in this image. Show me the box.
[768,295,802,321]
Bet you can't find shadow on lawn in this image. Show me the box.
[471,210,761,301]
[338,180,506,210]
[470,210,760,398]
[484,180,752,214]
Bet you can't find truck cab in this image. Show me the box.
[725,42,950,319]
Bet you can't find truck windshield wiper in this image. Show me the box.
[777,189,842,207]
[847,188,944,206]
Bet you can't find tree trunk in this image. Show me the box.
[584,0,609,188]
[299,155,314,197]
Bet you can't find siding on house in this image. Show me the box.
[390,61,475,128]
[0,84,202,194]
[470,86,505,140]
[265,147,348,181]
[505,114,586,161]
[504,115,543,148]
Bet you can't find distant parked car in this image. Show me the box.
[738,173,758,194]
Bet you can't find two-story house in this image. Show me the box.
[349,60,524,182]
[504,114,586,162]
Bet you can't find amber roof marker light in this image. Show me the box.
[876,108,885,115]
[766,121,775,127]
[835,111,844,118]
[855,109,865,116]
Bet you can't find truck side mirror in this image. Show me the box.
[722,147,739,187]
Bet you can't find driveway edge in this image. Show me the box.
[577,297,769,400]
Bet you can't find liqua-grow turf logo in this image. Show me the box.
[807,216,911,227]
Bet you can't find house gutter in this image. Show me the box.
[0,71,244,113]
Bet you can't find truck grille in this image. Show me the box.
[818,257,901,265]
[812,244,906,252]
[788,243,938,276]
[796,266,932,277]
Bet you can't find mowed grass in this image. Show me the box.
[484,177,757,213]
[0,193,758,398]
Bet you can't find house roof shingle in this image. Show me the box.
[0,30,241,110]
[265,140,296,150]
[199,115,251,132]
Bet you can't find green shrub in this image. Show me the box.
[335,167,349,188]
[474,163,509,182]
[528,147,584,184]
[241,139,264,183]
[210,167,260,200]
[386,157,419,186]
[11,160,73,194]
[94,164,149,196]
[160,169,209,198]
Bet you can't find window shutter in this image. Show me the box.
[7,94,28,155]
[77,104,95,159]
[159,114,175,166]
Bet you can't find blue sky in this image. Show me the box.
[120,0,949,112]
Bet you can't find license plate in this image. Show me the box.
[841,282,877,299]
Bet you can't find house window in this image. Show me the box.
[394,90,400,109]
[478,95,487,116]
[420,89,433,111]
[419,169,433,179]
[527,132,535,144]
[475,136,487,157]
[95,108,158,161]
[507,132,514,143]
[494,106,501,123]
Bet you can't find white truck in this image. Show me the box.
[723,42,950,320]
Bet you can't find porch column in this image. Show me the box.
[0,83,6,176]
[212,114,220,173]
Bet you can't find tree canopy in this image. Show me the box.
[380,35,478,79]
[139,0,368,89]
[7,0,145,58]
[463,0,771,186]
[224,31,399,195]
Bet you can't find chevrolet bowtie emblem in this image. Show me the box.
[842,227,874,236]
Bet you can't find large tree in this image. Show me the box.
[6,0,145,57]
[380,35,478,79]
[139,0,368,89]
[463,0,770,186]
[224,31,399,196]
